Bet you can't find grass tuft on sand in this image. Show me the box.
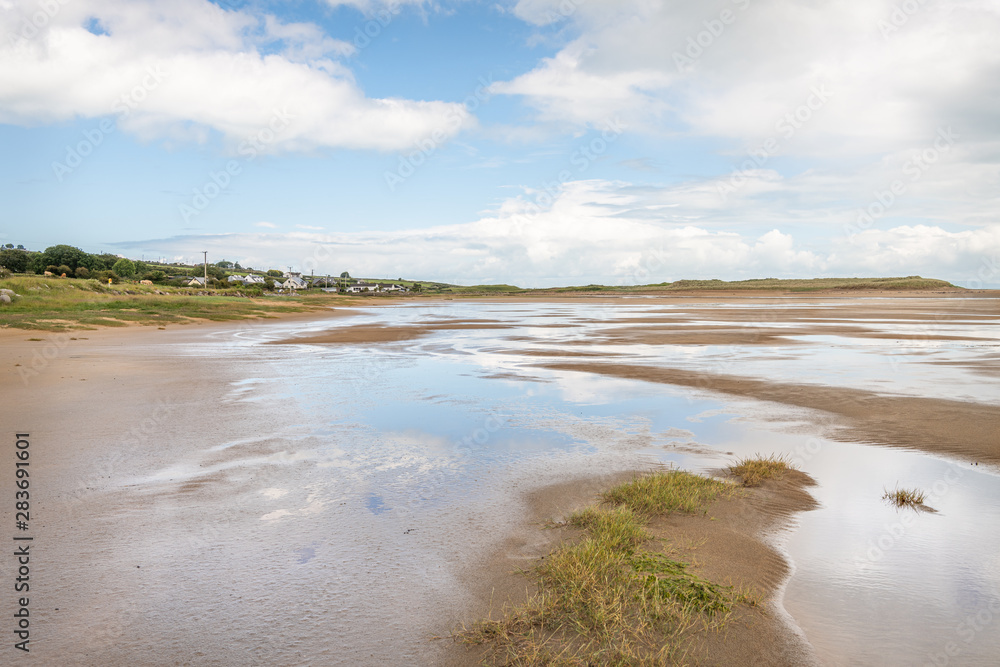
[727,454,792,487]
[456,470,745,665]
[882,486,928,510]
[601,469,732,515]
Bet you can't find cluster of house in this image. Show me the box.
[343,281,409,294]
[185,271,408,293]
[226,274,268,286]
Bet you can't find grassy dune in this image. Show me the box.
[642,276,957,292]
[437,276,959,295]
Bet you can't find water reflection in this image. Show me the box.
[78,297,999,665]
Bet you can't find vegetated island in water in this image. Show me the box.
[446,459,821,666]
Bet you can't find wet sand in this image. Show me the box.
[271,293,1000,466]
[272,292,998,662]
[1,317,359,664]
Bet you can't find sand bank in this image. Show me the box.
[537,362,1000,466]
[267,319,513,345]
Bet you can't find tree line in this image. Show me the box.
[1,244,148,277]
[0,244,284,286]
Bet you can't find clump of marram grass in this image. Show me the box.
[883,486,929,510]
[568,505,651,551]
[456,470,746,666]
[727,454,792,487]
[601,469,734,515]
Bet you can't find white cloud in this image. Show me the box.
[491,1,1000,281]
[262,15,356,62]
[489,46,671,127]
[0,0,471,152]
[499,0,1000,156]
[323,0,428,11]
[254,222,277,228]
[115,180,1000,288]
[828,225,1000,284]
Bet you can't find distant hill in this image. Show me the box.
[427,276,959,295]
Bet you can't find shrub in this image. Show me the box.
[112,258,136,278]
[142,270,166,283]
[75,266,91,279]
[0,249,29,273]
[93,270,118,284]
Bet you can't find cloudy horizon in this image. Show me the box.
[3,0,999,287]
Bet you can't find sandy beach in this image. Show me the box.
[2,291,998,665]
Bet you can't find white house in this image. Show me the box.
[345,284,377,293]
[281,276,308,290]
[229,274,266,285]
[187,277,207,287]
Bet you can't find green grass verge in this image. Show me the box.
[0,276,340,331]
[456,470,742,666]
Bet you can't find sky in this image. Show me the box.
[2,0,999,287]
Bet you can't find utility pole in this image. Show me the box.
[203,251,208,288]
